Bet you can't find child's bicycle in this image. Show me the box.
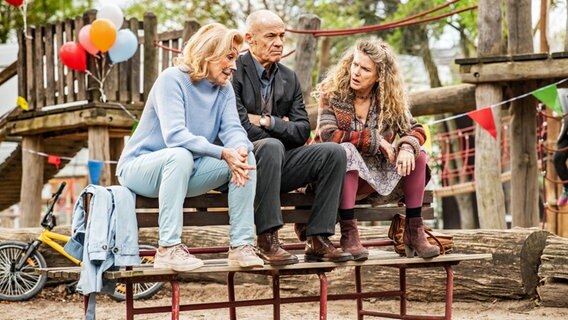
[0,182,163,301]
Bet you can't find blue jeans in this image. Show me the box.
[118,147,256,248]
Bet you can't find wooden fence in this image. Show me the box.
[16,10,201,111]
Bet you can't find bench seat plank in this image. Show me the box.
[36,253,491,280]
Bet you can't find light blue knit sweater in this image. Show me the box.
[117,66,253,175]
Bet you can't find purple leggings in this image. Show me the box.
[340,152,427,209]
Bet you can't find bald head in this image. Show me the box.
[245,10,286,68]
[246,10,285,33]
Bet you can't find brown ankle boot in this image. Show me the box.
[403,217,440,259]
[305,235,353,262]
[339,219,369,261]
[257,231,299,266]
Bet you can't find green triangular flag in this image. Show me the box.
[131,120,139,134]
[533,84,562,114]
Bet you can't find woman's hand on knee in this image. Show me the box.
[396,147,415,176]
[222,148,255,187]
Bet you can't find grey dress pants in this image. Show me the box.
[252,138,347,236]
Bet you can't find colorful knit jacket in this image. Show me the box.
[318,96,426,157]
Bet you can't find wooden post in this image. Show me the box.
[109,137,124,185]
[539,0,549,53]
[143,13,158,101]
[474,0,507,229]
[19,136,44,227]
[182,20,201,46]
[318,37,331,81]
[88,126,111,186]
[507,0,539,228]
[293,14,320,105]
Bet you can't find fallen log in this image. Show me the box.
[306,84,477,129]
[0,226,549,302]
[537,235,568,307]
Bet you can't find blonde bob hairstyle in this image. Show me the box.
[174,23,243,82]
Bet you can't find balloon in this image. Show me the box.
[78,25,99,56]
[90,19,116,53]
[96,4,124,29]
[108,29,138,63]
[59,42,87,72]
[5,0,24,7]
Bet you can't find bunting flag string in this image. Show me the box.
[22,148,118,164]
[426,77,568,138]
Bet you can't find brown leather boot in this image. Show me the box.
[294,223,307,241]
[403,217,440,259]
[339,219,369,261]
[305,235,353,262]
[257,231,299,266]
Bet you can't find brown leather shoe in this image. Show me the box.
[257,231,299,266]
[340,219,369,261]
[294,223,307,241]
[305,235,353,262]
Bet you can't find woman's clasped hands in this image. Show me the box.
[221,147,256,187]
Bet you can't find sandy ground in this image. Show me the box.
[1,282,568,320]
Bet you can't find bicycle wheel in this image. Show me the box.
[110,244,164,301]
[0,241,48,301]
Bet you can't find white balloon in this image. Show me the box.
[97,5,124,29]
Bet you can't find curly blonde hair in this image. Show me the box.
[174,23,243,82]
[316,39,410,133]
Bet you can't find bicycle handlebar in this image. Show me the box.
[41,182,66,230]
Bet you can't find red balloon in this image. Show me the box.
[59,42,87,72]
[5,0,24,7]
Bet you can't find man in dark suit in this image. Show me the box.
[232,9,353,265]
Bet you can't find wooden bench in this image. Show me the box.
[37,190,492,320]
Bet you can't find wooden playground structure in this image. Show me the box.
[0,2,567,237]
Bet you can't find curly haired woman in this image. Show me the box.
[315,39,439,259]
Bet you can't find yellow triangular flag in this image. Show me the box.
[17,96,28,111]
[423,124,432,153]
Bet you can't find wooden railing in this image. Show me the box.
[16,10,201,112]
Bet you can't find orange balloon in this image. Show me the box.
[89,18,117,53]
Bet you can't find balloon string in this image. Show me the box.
[20,1,32,39]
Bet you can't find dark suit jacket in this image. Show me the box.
[232,52,310,150]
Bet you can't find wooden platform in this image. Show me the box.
[456,52,568,83]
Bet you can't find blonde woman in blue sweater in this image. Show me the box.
[117,23,263,271]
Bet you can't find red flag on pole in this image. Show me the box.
[467,107,497,139]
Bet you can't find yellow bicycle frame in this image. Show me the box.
[37,230,81,265]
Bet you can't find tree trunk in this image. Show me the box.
[537,235,568,307]
[507,0,539,228]
[474,1,506,229]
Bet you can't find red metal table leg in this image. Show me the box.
[228,271,237,320]
[272,274,281,320]
[445,265,454,320]
[126,278,134,320]
[400,266,407,318]
[355,266,363,320]
[171,280,180,320]
[318,272,328,320]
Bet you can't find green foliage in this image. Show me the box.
[124,0,237,31]
[0,0,93,43]
[387,0,477,55]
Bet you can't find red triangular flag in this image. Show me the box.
[47,155,61,169]
[467,107,497,139]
